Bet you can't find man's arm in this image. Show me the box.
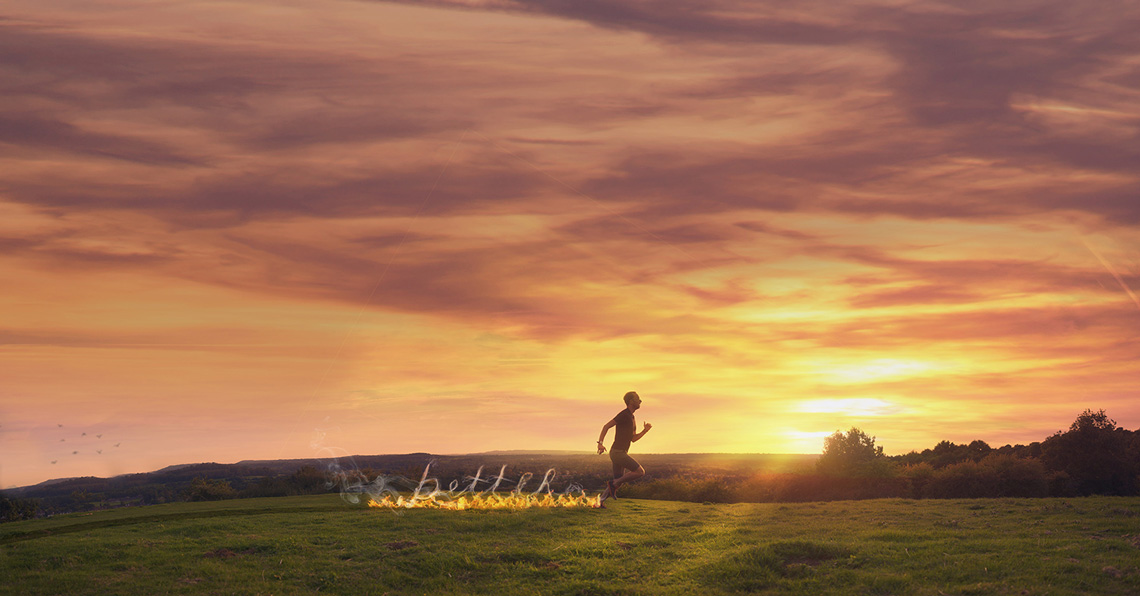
[597,419,616,454]
[631,421,653,442]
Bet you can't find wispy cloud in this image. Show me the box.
[2,0,1138,488]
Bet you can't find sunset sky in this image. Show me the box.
[2,0,1139,489]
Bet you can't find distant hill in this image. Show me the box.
[1,452,818,517]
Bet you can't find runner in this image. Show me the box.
[596,391,652,505]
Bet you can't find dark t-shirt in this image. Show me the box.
[611,409,635,452]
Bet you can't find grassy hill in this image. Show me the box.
[3,494,1139,595]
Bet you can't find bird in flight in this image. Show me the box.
[51,460,57,464]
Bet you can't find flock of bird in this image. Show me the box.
[49,424,121,464]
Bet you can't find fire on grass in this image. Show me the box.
[368,491,601,510]
[332,462,603,510]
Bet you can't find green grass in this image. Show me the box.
[3,495,1140,595]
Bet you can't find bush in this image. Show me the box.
[925,461,985,498]
[184,477,236,501]
[900,463,934,499]
[289,466,330,494]
[983,454,1049,497]
[0,494,39,522]
[921,455,1048,498]
[1047,470,1078,497]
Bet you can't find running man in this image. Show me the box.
[597,391,651,503]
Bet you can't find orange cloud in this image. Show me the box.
[2,0,1139,489]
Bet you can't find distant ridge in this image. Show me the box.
[152,463,204,474]
[15,476,100,491]
[7,452,816,492]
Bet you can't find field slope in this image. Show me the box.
[3,495,1140,595]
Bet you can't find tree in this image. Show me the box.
[817,427,889,477]
[1041,409,1138,496]
[966,440,992,461]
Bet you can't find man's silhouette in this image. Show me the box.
[597,391,651,504]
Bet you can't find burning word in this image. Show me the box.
[368,492,599,510]
[330,462,602,510]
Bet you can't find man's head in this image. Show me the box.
[623,391,642,411]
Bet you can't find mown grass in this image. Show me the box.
[2,495,1139,595]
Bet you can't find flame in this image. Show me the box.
[333,462,605,510]
[367,492,602,510]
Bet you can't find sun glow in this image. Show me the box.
[817,359,939,384]
[795,398,900,416]
[782,430,833,454]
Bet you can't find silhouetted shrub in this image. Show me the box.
[1047,470,1078,497]
[289,465,329,494]
[982,454,1049,497]
[921,455,1048,498]
[899,463,934,499]
[930,461,993,498]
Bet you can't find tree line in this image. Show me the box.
[622,408,1140,503]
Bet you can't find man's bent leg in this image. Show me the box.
[610,451,644,494]
[613,464,644,490]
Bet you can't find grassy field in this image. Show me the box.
[2,495,1139,595]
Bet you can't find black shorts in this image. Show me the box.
[609,450,641,478]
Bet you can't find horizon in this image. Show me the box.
[13,428,1107,492]
[3,0,1138,490]
[8,449,822,491]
